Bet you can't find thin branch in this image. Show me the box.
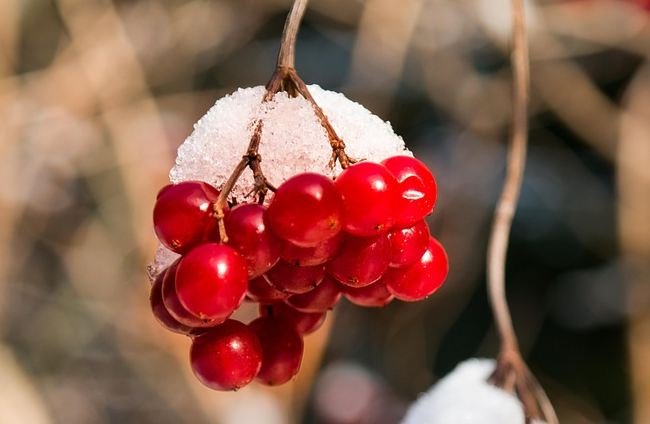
[526,366,560,424]
[486,0,558,422]
[486,0,529,354]
[276,0,309,69]
[288,69,355,168]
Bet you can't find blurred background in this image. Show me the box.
[1,0,649,422]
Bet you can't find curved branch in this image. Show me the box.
[486,0,558,422]
[487,0,529,355]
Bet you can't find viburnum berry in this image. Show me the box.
[285,275,341,313]
[327,234,391,287]
[266,173,343,247]
[335,161,399,237]
[175,243,248,321]
[264,260,325,294]
[382,156,437,227]
[383,236,449,301]
[150,272,194,335]
[388,220,430,268]
[340,280,394,308]
[153,181,221,254]
[162,260,219,328]
[259,303,326,335]
[225,203,280,278]
[190,320,262,391]
[279,232,342,267]
[247,276,289,303]
[249,316,304,385]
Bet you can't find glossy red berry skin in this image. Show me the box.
[266,173,343,247]
[249,316,304,386]
[175,243,248,321]
[279,232,342,267]
[259,303,326,335]
[327,234,391,287]
[153,181,221,254]
[285,276,341,313]
[225,203,280,278]
[162,261,219,328]
[388,220,430,268]
[150,272,194,335]
[382,156,437,228]
[340,280,394,308]
[264,260,325,294]
[384,236,448,301]
[190,320,262,391]
[247,276,289,303]
[335,161,399,236]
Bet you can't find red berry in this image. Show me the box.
[266,173,343,247]
[247,276,289,303]
[249,316,304,385]
[384,236,448,301]
[153,181,221,254]
[335,161,398,236]
[150,271,194,335]
[285,276,341,313]
[162,260,219,328]
[175,243,248,321]
[259,303,325,335]
[382,156,437,227]
[156,184,174,199]
[340,280,393,307]
[327,234,391,287]
[264,260,325,294]
[225,203,280,278]
[388,220,430,268]
[279,232,342,266]
[190,320,262,391]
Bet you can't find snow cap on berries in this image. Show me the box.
[171,85,410,199]
[401,359,529,424]
[151,85,411,277]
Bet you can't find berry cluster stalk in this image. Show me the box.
[486,1,558,422]
[213,0,353,243]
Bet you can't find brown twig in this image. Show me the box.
[213,0,355,242]
[276,0,309,69]
[486,0,558,423]
[265,0,354,167]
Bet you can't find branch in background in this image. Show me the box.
[487,0,529,363]
[486,0,558,422]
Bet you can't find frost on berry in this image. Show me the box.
[401,359,528,424]
[151,85,411,277]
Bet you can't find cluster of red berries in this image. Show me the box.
[149,155,448,391]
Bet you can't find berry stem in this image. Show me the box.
[486,0,558,422]
[271,0,355,168]
[276,0,309,69]
[213,0,354,241]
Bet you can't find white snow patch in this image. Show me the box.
[170,85,409,196]
[401,359,526,424]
